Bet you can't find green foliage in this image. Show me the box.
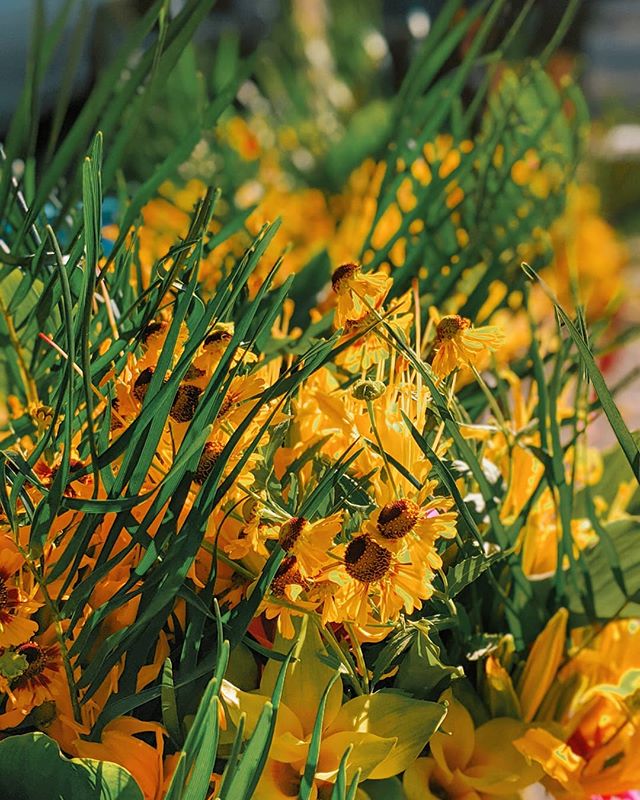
[0,733,143,800]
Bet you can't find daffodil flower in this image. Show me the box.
[403,689,541,800]
[220,618,446,798]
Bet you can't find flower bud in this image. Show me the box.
[351,378,386,401]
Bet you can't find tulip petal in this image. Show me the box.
[464,718,542,793]
[220,680,304,743]
[402,757,442,800]
[428,690,475,778]
[512,727,584,794]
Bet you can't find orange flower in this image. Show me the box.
[75,716,166,800]
[0,543,39,648]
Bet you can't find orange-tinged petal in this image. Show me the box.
[512,727,584,794]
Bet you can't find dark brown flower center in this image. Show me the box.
[110,397,122,431]
[0,577,8,610]
[170,384,202,422]
[436,314,469,342]
[184,364,206,381]
[205,330,233,347]
[141,320,168,345]
[278,517,307,552]
[133,367,154,402]
[15,642,48,681]
[218,390,240,420]
[331,262,359,293]
[194,441,225,484]
[345,535,392,583]
[377,499,420,539]
[270,556,309,598]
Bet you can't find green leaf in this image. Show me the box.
[446,551,510,598]
[395,628,463,698]
[299,673,341,800]
[359,777,407,800]
[524,264,640,485]
[566,518,640,621]
[0,732,143,800]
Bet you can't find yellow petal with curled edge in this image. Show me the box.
[219,679,304,744]
[325,690,446,780]
[517,608,568,722]
[260,616,343,737]
[316,730,396,783]
[513,727,584,794]
[428,690,475,779]
[464,717,542,793]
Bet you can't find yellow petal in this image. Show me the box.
[464,718,542,793]
[260,616,343,736]
[326,691,446,780]
[220,680,303,743]
[403,757,449,800]
[517,608,568,722]
[428,690,475,778]
[485,655,522,718]
[316,730,396,782]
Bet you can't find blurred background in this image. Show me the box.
[2,0,640,435]
[2,1,639,222]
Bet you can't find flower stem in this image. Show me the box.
[366,399,398,498]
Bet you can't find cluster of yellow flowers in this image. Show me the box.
[0,95,636,800]
[2,223,638,797]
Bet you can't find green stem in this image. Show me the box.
[366,399,398,498]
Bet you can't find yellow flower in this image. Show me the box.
[221,618,445,798]
[517,488,597,578]
[403,690,541,800]
[331,263,392,328]
[430,308,504,379]
[366,484,457,569]
[261,555,318,639]
[322,534,433,627]
[277,513,343,579]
